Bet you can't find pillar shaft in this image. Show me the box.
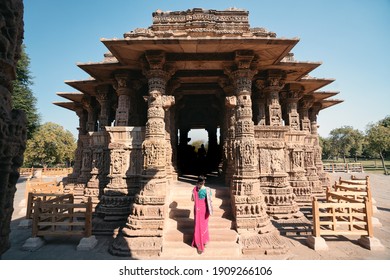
[96,85,110,129]
[111,51,174,257]
[114,73,132,126]
[227,59,287,254]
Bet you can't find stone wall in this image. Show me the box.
[0,0,26,257]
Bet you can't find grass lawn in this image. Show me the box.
[323,158,390,174]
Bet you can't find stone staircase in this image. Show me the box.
[161,176,241,259]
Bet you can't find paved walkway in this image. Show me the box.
[1,172,389,260]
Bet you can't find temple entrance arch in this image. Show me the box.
[175,94,223,176]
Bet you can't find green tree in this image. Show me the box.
[366,119,390,175]
[11,44,40,139]
[329,126,355,162]
[379,115,390,128]
[24,122,76,167]
[349,129,365,162]
[319,136,333,159]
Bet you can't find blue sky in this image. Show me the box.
[23,0,390,140]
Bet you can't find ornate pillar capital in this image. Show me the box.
[299,95,314,110]
[113,72,134,96]
[262,69,286,93]
[81,95,93,112]
[143,69,172,97]
[228,69,257,96]
[225,96,237,108]
[145,50,166,70]
[162,95,175,110]
[309,102,322,119]
[95,84,110,103]
[282,83,304,102]
[234,50,255,70]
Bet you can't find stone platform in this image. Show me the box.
[2,173,390,260]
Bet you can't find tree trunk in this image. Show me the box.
[379,152,388,175]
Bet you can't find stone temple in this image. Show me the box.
[54,8,342,257]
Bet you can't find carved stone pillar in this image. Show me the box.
[254,81,267,126]
[164,80,179,181]
[258,74,302,221]
[283,84,303,131]
[62,106,86,189]
[178,126,189,174]
[282,84,311,206]
[110,51,172,257]
[206,126,219,173]
[82,96,97,132]
[94,126,144,234]
[179,127,189,146]
[298,96,312,133]
[224,96,236,186]
[310,103,330,196]
[220,78,235,186]
[264,71,285,127]
[0,0,25,256]
[227,53,287,255]
[96,84,110,130]
[299,97,323,198]
[114,73,132,126]
[70,96,96,203]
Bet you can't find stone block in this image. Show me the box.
[306,235,328,251]
[22,237,45,251]
[77,235,98,251]
[357,236,384,251]
[372,217,382,228]
[18,219,32,229]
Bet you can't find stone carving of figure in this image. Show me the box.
[243,143,252,165]
[293,151,303,169]
[113,153,122,174]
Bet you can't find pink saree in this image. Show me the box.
[191,186,210,252]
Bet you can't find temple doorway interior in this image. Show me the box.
[177,127,222,176]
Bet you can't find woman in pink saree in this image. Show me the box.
[191,176,213,254]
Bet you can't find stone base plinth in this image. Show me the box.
[18,219,32,229]
[77,236,98,251]
[306,235,328,251]
[92,216,126,236]
[358,236,384,251]
[239,230,288,255]
[22,237,45,251]
[372,217,382,228]
[109,233,163,257]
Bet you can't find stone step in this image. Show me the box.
[164,227,238,243]
[166,216,233,230]
[168,205,233,219]
[161,241,241,259]
[163,178,240,259]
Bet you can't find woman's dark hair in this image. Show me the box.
[197,175,206,183]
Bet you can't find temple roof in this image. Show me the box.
[55,8,342,114]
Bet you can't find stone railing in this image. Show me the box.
[19,168,73,177]
[323,163,364,173]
